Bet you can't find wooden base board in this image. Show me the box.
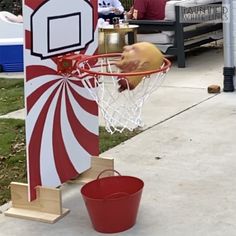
[68,156,114,184]
[4,182,70,223]
[5,207,69,224]
[4,156,114,223]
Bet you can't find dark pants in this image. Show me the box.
[98,13,124,24]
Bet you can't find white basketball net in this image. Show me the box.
[76,56,169,134]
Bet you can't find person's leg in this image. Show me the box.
[98,13,108,21]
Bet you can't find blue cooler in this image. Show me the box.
[0,38,24,72]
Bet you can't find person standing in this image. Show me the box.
[128,0,166,20]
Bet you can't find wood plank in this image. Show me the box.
[4,207,69,224]
[10,182,62,215]
[68,156,114,184]
[4,182,69,223]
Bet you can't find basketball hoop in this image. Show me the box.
[73,53,171,134]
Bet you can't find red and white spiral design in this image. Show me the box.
[24,0,99,201]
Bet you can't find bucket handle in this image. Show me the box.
[97,169,121,180]
[105,192,129,199]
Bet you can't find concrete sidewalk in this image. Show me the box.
[1,45,236,236]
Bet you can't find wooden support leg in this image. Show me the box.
[4,182,69,223]
[4,156,114,223]
[68,156,114,184]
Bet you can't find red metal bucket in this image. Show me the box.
[81,170,144,233]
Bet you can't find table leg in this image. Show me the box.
[127,29,137,45]
[104,32,108,53]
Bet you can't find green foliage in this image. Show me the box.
[0,78,24,115]
[0,0,22,15]
[0,119,26,205]
[120,0,133,11]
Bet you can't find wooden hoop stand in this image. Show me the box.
[4,156,114,223]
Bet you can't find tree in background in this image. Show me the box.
[120,0,133,11]
[0,0,22,15]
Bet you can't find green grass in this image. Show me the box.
[0,119,26,205]
[0,78,24,115]
[99,128,140,153]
